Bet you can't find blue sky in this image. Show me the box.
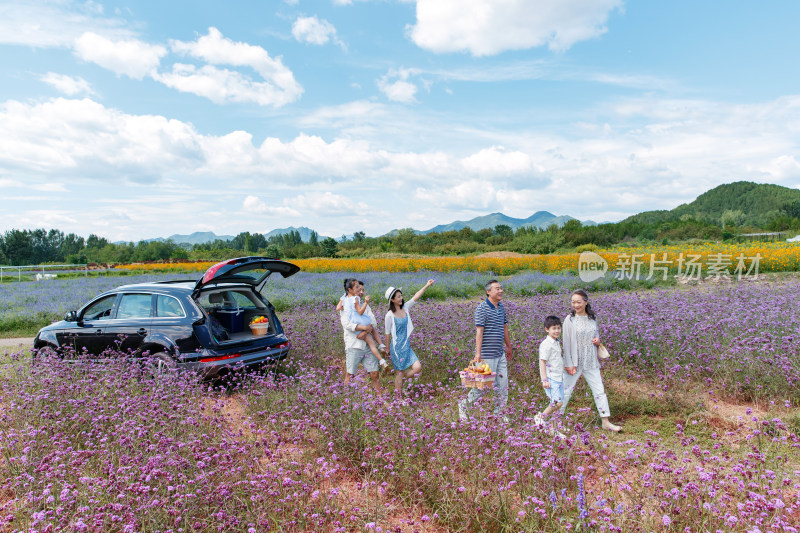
[1,0,799,241]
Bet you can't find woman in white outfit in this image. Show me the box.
[560,289,621,432]
[384,280,434,399]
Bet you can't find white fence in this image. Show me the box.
[0,264,88,282]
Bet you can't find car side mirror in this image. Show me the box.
[65,310,78,322]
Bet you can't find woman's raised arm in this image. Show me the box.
[411,279,435,302]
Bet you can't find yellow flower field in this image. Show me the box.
[112,241,800,275]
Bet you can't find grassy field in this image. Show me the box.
[1,275,799,531]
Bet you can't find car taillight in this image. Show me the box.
[199,353,240,363]
[275,342,289,349]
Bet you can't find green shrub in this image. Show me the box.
[510,231,565,254]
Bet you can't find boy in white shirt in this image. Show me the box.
[536,316,566,439]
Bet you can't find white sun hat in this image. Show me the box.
[385,286,402,301]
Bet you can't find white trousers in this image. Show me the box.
[559,366,610,417]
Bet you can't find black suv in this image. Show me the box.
[33,257,300,379]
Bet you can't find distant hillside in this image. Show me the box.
[623,181,800,227]
[417,211,594,235]
[138,227,324,246]
[263,226,321,241]
[144,231,234,245]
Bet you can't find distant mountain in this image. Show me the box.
[143,231,234,245]
[622,181,800,227]
[134,227,324,246]
[263,226,321,241]
[416,211,594,235]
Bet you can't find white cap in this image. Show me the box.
[385,286,402,301]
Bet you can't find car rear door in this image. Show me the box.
[102,293,154,355]
[152,293,196,353]
[193,257,300,296]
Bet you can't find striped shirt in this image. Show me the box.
[474,298,508,359]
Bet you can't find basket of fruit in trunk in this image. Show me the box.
[459,362,496,389]
[249,316,269,336]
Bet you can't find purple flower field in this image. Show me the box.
[2,277,799,531]
[0,274,194,332]
[0,268,648,334]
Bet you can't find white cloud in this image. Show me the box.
[460,146,533,177]
[0,97,201,178]
[163,28,302,107]
[411,149,538,210]
[415,180,500,210]
[408,0,622,56]
[13,210,80,227]
[243,195,301,217]
[377,69,420,103]
[252,134,388,180]
[31,182,68,192]
[74,32,166,79]
[290,191,368,216]
[762,155,800,181]
[378,79,418,103]
[292,16,345,49]
[0,1,134,48]
[40,72,94,96]
[156,64,295,107]
[3,94,800,234]
[297,100,387,129]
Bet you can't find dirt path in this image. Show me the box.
[0,338,32,350]
[212,393,446,532]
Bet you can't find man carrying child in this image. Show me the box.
[338,279,387,391]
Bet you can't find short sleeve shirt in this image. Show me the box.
[538,336,564,382]
[474,298,508,359]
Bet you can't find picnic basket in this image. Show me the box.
[459,362,496,389]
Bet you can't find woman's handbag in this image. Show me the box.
[597,343,611,359]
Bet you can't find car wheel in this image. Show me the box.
[33,344,59,361]
[144,352,176,378]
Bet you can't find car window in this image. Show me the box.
[82,295,117,321]
[197,292,232,309]
[116,293,153,319]
[228,290,263,309]
[156,295,185,318]
[197,290,264,310]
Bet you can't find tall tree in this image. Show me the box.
[320,237,339,257]
[494,224,513,238]
[250,233,267,251]
[1,229,33,265]
[61,233,85,257]
[85,234,108,250]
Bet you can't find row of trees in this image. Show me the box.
[0,229,191,266]
[0,228,340,265]
[5,181,800,265]
[2,211,798,266]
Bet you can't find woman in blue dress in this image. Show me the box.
[384,280,435,400]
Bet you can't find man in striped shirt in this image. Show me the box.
[459,279,513,423]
